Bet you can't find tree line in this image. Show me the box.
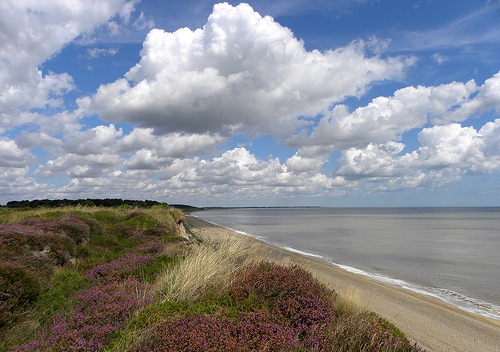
[3,198,166,209]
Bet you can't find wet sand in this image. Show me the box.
[185,215,500,352]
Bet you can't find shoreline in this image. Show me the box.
[186,215,500,352]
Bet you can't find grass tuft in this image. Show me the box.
[154,235,258,302]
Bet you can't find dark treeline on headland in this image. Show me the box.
[2,198,204,211]
[3,198,164,209]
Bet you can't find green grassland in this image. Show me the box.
[0,205,423,351]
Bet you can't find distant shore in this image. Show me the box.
[186,215,500,352]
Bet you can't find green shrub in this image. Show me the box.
[0,263,41,327]
[124,212,160,228]
[168,207,185,224]
[58,216,90,244]
[325,312,423,351]
[34,269,88,324]
[134,254,178,283]
[92,210,122,227]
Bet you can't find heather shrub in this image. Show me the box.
[57,216,91,244]
[325,312,424,351]
[4,218,79,265]
[0,206,187,351]
[15,278,153,352]
[84,252,157,283]
[130,261,422,351]
[0,262,41,327]
[0,224,75,270]
[220,262,337,349]
[227,262,336,330]
[120,263,337,351]
[76,215,104,239]
[137,312,302,352]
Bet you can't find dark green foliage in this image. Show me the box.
[0,263,41,327]
[325,312,423,351]
[134,254,178,283]
[34,269,88,325]
[124,212,159,227]
[5,198,166,209]
[79,215,104,236]
[92,210,122,226]
[57,216,91,244]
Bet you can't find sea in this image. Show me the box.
[193,207,500,320]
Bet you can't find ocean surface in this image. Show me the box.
[193,207,500,320]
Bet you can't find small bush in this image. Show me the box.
[138,312,302,352]
[325,312,423,351]
[227,262,336,330]
[84,252,157,283]
[58,216,91,244]
[168,207,185,225]
[15,279,153,352]
[2,219,79,265]
[35,269,88,322]
[91,210,122,225]
[0,263,41,327]
[134,254,178,284]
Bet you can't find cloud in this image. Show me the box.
[117,128,224,158]
[416,124,482,169]
[288,78,479,150]
[397,1,500,50]
[337,142,406,179]
[0,0,138,130]
[157,147,348,199]
[36,153,122,179]
[0,139,35,168]
[28,145,348,203]
[0,1,498,205]
[441,72,500,123]
[132,11,155,30]
[334,119,500,189]
[87,47,119,59]
[87,3,414,137]
[431,53,448,65]
[63,124,123,155]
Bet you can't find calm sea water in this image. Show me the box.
[193,207,500,320]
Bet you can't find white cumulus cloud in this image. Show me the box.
[335,119,500,189]
[0,0,139,131]
[289,78,480,150]
[87,2,414,137]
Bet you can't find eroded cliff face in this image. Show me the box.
[176,221,191,242]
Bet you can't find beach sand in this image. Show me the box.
[185,215,500,352]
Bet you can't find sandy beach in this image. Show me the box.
[185,215,500,352]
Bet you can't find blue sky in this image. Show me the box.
[1,0,499,207]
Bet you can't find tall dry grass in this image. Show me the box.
[153,235,259,302]
[332,284,365,317]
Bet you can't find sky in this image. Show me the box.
[1,0,499,207]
